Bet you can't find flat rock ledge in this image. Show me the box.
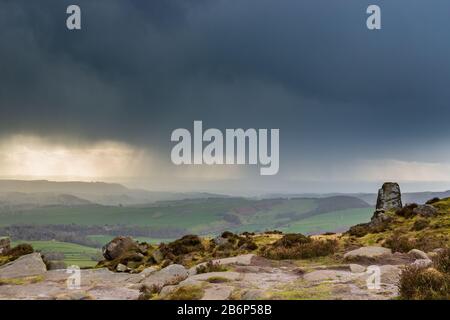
[1,251,411,300]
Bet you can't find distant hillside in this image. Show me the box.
[0,180,228,206]
[0,180,127,194]
[264,191,450,206]
[0,195,373,236]
[0,192,93,210]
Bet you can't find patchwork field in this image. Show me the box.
[2,196,374,264]
[11,240,101,268]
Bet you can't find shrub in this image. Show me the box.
[206,276,231,283]
[7,244,34,259]
[426,197,440,205]
[396,203,418,218]
[433,248,450,274]
[347,223,371,237]
[399,266,450,300]
[164,285,204,300]
[411,218,430,231]
[262,237,338,260]
[383,233,416,253]
[273,233,311,248]
[167,235,204,255]
[264,230,283,235]
[196,260,227,274]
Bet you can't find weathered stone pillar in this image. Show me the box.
[375,182,402,211]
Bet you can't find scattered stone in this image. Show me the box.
[190,254,255,274]
[213,254,255,266]
[116,263,128,272]
[412,205,438,217]
[140,264,188,293]
[408,249,429,260]
[0,253,47,279]
[139,266,158,277]
[412,259,433,268]
[349,264,366,273]
[344,247,392,263]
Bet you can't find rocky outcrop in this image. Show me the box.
[102,236,140,260]
[376,182,402,211]
[0,253,47,279]
[348,183,403,237]
[0,248,421,300]
[0,237,10,255]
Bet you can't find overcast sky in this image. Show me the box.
[1,0,450,194]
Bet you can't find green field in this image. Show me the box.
[2,197,376,266]
[0,197,374,236]
[0,198,252,229]
[283,208,373,234]
[12,240,101,268]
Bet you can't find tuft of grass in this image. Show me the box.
[163,285,204,300]
[0,275,44,286]
[433,248,450,274]
[196,260,227,274]
[411,218,430,231]
[262,234,338,260]
[267,281,331,300]
[398,248,450,300]
[398,267,450,300]
[384,232,416,253]
[396,204,419,219]
[206,276,231,283]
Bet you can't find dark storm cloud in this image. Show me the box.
[1,0,450,162]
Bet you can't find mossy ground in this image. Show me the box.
[0,275,44,286]
[266,280,332,300]
[341,198,450,252]
[159,284,205,300]
[206,276,231,283]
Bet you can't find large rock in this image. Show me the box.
[0,253,47,279]
[140,264,188,293]
[412,259,433,268]
[408,249,429,260]
[102,236,139,260]
[0,237,10,255]
[344,247,392,263]
[349,264,366,273]
[376,182,402,211]
[412,205,438,217]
